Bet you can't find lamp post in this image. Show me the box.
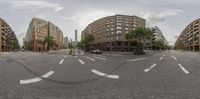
[109,32,112,54]
[47,22,50,51]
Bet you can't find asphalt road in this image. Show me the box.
[0,50,200,99]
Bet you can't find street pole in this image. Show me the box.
[47,22,50,51]
[109,33,112,54]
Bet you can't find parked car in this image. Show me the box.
[91,49,102,54]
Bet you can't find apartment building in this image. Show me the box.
[24,18,63,52]
[82,14,145,51]
[152,26,168,45]
[175,18,200,51]
[0,18,19,52]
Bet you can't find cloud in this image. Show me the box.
[9,0,64,12]
[61,10,114,30]
[140,9,184,26]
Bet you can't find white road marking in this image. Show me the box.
[163,54,166,57]
[79,59,85,64]
[127,57,146,62]
[97,55,106,57]
[160,57,164,60]
[172,55,178,61]
[104,54,123,56]
[93,56,106,60]
[91,69,119,79]
[64,50,70,58]
[178,64,190,74]
[59,59,65,64]
[144,64,157,72]
[85,56,95,61]
[20,71,55,84]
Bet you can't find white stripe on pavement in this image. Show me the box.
[85,56,95,61]
[20,71,55,84]
[59,59,65,64]
[79,59,85,64]
[178,64,190,74]
[64,49,70,58]
[127,57,146,62]
[160,57,164,60]
[42,71,55,78]
[144,64,157,72]
[91,69,119,79]
[172,55,178,61]
[93,56,106,60]
[97,55,106,57]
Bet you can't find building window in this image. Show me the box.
[117,23,122,26]
[111,28,114,31]
[111,32,114,35]
[116,30,121,34]
[106,29,109,31]
[116,26,122,30]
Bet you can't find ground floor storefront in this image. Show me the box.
[91,41,132,51]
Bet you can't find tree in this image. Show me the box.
[82,33,95,51]
[77,40,84,49]
[153,40,164,50]
[11,40,19,50]
[128,27,154,55]
[44,36,55,51]
[125,32,133,51]
[174,41,186,50]
[44,36,55,47]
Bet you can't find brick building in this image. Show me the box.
[24,18,63,52]
[0,18,19,52]
[175,18,200,51]
[81,14,145,51]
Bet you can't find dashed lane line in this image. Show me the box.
[160,57,164,60]
[97,55,106,57]
[20,71,55,84]
[178,64,190,74]
[91,69,119,79]
[64,49,70,58]
[85,56,95,61]
[172,55,178,61]
[144,64,157,72]
[93,56,106,60]
[59,59,65,64]
[79,59,85,64]
[127,57,146,62]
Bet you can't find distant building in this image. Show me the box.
[152,26,168,45]
[24,18,64,52]
[63,36,68,49]
[175,18,200,51]
[81,14,145,51]
[0,18,19,52]
[74,30,78,48]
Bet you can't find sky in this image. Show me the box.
[0,0,200,46]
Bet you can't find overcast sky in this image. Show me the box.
[0,0,200,45]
